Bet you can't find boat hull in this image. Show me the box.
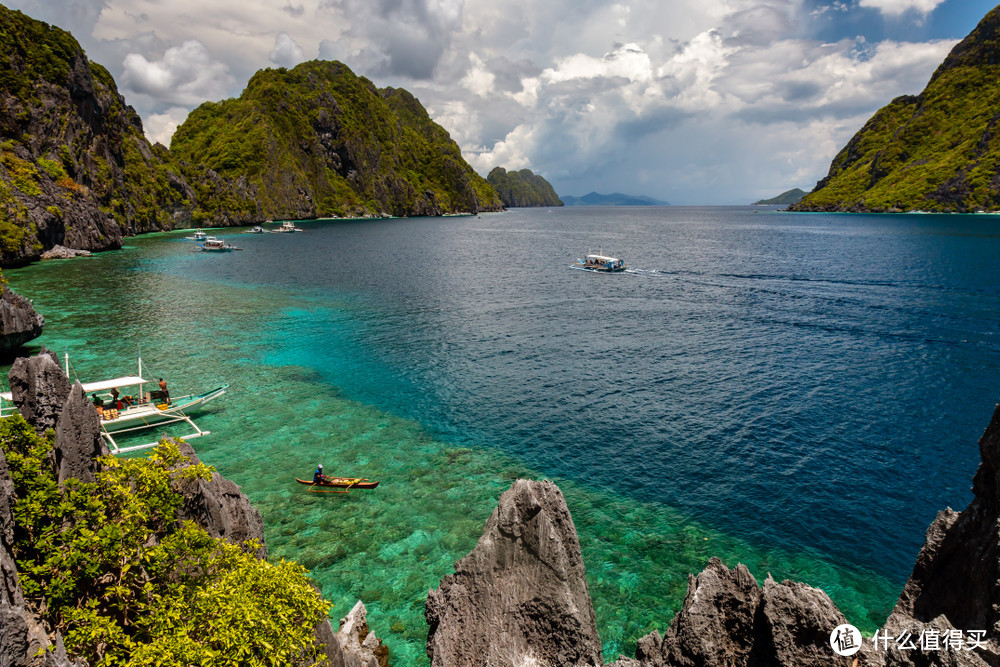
[572,265,627,272]
[295,478,379,489]
[101,386,228,433]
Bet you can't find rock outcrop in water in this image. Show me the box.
[425,479,603,666]
[429,404,1000,666]
[8,348,70,433]
[0,287,43,358]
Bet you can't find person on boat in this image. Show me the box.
[313,464,326,484]
[158,378,170,404]
[110,387,120,408]
[91,393,103,410]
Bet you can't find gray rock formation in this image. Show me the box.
[8,349,71,434]
[336,601,389,667]
[172,441,267,558]
[610,558,864,667]
[425,479,603,667]
[0,446,29,667]
[0,288,44,359]
[51,382,108,485]
[313,618,347,667]
[872,403,1000,666]
[40,246,92,260]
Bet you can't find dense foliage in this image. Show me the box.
[793,6,1000,212]
[171,60,502,219]
[0,419,331,666]
[486,167,563,207]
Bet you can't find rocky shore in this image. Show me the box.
[0,351,387,666]
[424,406,1000,666]
[2,348,999,665]
[0,287,43,359]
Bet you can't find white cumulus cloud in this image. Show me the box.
[269,32,306,68]
[858,0,946,16]
[123,40,235,106]
[143,107,192,147]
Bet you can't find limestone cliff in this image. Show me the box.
[793,6,1000,212]
[171,61,503,219]
[426,479,603,666]
[0,4,256,266]
[0,286,43,358]
[0,5,502,268]
[487,167,563,207]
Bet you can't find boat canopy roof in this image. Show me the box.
[1,376,149,402]
[586,254,620,262]
[80,377,148,393]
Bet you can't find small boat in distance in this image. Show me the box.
[573,253,627,272]
[196,237,240,252]
[242,226,269,234]
[276,221,304,233]
[185,229,208,241]
[295,477,379,493]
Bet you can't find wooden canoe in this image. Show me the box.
[295,477,379,490]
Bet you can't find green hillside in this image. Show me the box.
[486,167,563,207]
[171,61,502,219]
[793,6,1000,212]
[753,188,806,205]
[0,4,256,265]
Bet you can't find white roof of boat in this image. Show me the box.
[586,254,620,261]
[1,376,149,401]
[81,377,148,393]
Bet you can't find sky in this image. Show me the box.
[5,0,998,204]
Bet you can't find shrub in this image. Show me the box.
[0,423,332,666]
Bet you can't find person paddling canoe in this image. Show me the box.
[313,464,325,484]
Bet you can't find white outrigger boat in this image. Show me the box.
[0,354,228,454]
[196,237,240,252]
[185,229,208,241]
[573,253,627,272]
[275,221,304,233]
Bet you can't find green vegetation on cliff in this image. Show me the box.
[794,6,1000,212]
[172,61,502,219]
[0,5,502,266]
[0,4,249,265]
[1,423,330,666]
[486,167,563,207]
[753,188,806,205]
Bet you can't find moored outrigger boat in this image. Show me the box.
[196,236,240,252]
[0,353,227,454]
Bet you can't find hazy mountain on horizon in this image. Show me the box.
[561,192,670,206]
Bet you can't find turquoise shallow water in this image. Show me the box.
[7,208,998,663]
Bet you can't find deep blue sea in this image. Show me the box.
[5,206,998,663]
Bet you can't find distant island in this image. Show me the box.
[752,188,806,206]
[486,167,563,207]
[561,192,670,206]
